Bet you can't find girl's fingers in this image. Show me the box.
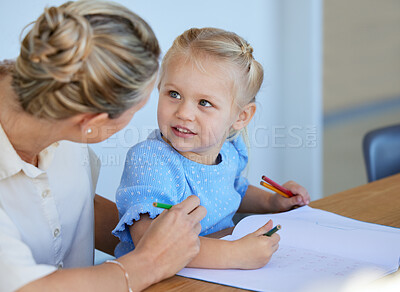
[253,220,273,236]
[291,195,304,205]
[283,181,310,205]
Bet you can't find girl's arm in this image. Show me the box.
[131,215,279,269]
[237,183,310,214]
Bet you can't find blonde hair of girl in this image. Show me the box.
[158,27,264,141]
[12,0,160,120]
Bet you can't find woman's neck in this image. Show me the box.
[0,75,61,166]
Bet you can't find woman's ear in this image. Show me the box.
[232,102,256,131]
[69,112,110,135]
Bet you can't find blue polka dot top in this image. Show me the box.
[112,129,249,257]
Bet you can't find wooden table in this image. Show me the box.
[145,174,400,291]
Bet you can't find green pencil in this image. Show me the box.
[153,202,173,209]
[264,224,281,236]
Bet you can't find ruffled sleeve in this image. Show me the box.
[231,135,249,198]
[112,140,185,244]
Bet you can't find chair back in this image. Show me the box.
[363,124,400,182]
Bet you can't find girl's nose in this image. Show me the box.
[175,101,195,121]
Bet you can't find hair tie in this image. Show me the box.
[247,44,254,55]
[241,45,246,55]
[240,43,254,57]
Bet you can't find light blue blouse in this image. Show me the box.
[112,129,249,257]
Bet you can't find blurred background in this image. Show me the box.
[1,0,399,201]
[323,0,400,195]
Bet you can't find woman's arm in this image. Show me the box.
[131,215,279,270]
[18,253,155,292]
[18,196,206,292]
[94,194,120,255]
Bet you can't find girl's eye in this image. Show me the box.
[199,99,212,107]
[169,90,181,99]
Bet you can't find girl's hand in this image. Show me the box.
[231,220,280,269]
[271,180,310,212]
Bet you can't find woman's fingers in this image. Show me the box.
[193,222,202,235]
[133,201,204,282]
[174,195,200,214]
[172,195,207,224]
[188,205,207,224]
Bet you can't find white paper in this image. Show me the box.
[177,206,400,292]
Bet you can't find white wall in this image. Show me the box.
[0,0,323,201]
[278,0,323,198]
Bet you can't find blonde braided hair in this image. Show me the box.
[12,0,160,120]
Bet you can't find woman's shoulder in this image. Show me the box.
[54,141,98,170]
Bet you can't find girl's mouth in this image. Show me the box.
[172,126,196,137]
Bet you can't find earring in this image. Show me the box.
[87,128,92,134]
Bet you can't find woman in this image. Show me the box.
[0,1,206,291]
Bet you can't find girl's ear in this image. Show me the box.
[232,102,256,131]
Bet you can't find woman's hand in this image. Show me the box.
[124,195,206,289]
[231,220,280,269]
[17,196,205,292]
[270,180,310,212]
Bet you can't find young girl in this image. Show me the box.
[113,27,310,269]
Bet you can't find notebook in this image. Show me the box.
[177,206,400,292]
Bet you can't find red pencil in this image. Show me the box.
[261,175,294,197]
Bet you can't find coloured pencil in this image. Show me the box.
[260,181,290,198]
[153,202,173,209]
[264,224,281,237]
[262,175,294,197]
